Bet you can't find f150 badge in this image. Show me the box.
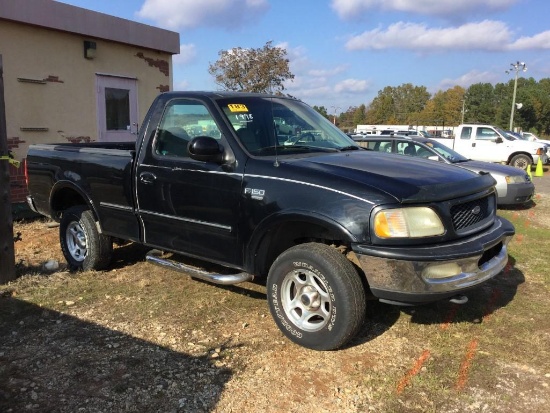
[244,187,265,200]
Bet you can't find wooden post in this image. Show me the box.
[0,54,17,283]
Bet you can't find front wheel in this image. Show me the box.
[267,243,366,350]
[60,206,113,271]
[509,154,532,169]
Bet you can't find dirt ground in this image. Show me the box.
[1,171,550,412]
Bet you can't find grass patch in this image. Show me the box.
[2,195,549,412]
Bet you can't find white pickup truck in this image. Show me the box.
[433,124,548,169]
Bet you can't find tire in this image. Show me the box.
[509,154,532,169]
[60,206,113,271]
[267,243,366,350]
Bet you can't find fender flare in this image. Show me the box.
[49,180,100,223]
[244,209,358,272]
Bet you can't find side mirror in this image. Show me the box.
[188,136,223,162]
[495,137,503,143]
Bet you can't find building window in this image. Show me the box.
[105,88,130,131]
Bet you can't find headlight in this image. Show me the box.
[373,207,444,238]
[505,175,528,184]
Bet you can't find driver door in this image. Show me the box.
[135,98,243,265]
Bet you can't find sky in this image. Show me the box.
[57,0,550,114]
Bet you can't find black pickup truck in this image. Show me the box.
[26,91,515,350]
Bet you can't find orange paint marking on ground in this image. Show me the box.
[396,349,431,394]
[515,233,524,244]
[456,339,478,391]
[524,220,530,228]
[440,304,459,331]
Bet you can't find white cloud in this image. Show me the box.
[510,31,550,50]
[334,78,370,93]
[345,20,512,52]
[309,66,348,78]
[174,79,192,90]
[436,70,500,91]
[173,44,197,65]
[331,0,518,20]
[137,0,269,30]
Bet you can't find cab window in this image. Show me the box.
[154,100,221,158]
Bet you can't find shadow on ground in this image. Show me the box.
[0,297,234,413]
[351,255,524,347]
[403,256,524,326]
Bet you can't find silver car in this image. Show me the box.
[354,135,535,206]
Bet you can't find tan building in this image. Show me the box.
[0,0,179,207]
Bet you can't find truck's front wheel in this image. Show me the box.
[267,243,366,350]
[510,154,532,169]
[60,206,113,271]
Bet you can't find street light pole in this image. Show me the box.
[506,61,527,131]
[330,106,341,125]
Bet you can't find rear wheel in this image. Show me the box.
[509,154,532,169]
[267,243,366,350]
[60,206,113,271]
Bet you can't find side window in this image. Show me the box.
[460,127,472,140]
[397,142,417,156]
[378,141,393,152]
[155,100,221,158]
[476,127,496,140]
[415,144,433,158]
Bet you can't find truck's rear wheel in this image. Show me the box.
[510,154,532,169]
[60,206,113,271]
[267,243,366,350]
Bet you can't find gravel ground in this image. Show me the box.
[1,170,549,413]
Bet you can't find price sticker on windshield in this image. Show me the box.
[228,104,249,112]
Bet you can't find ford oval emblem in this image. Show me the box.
[471,206,481,215]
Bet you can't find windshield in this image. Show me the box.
[425,140,469,163]
[495,127,516,141]
[217,96,359,155]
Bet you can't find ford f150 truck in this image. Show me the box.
[26,92,515,350]
[432,123,548,169]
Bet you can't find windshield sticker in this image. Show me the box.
[228,104,249,112]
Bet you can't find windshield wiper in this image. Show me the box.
[339,146,361,151]
[254,145,338,155]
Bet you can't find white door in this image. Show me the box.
[96,75,138,142]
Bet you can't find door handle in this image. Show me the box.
[140,172,157,184]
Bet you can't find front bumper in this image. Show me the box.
[352,217,515,305]
[498,182,535,205]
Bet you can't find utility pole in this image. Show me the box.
[0,54,17,283]
[506,61,527,131]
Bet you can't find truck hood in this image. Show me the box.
[506,138,546,153]
[287,151,496,203]
[459,160,527,176]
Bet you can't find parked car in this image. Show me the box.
[505,130,550,161]
[353,135,535,206]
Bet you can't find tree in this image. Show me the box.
[208,41,294,94]
[419,86,465,126]
[352,104,368,126]
[466,83,496,124]
[313,105,329,119]
[365,84,430,124]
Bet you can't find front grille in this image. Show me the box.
[451,195,493,232]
